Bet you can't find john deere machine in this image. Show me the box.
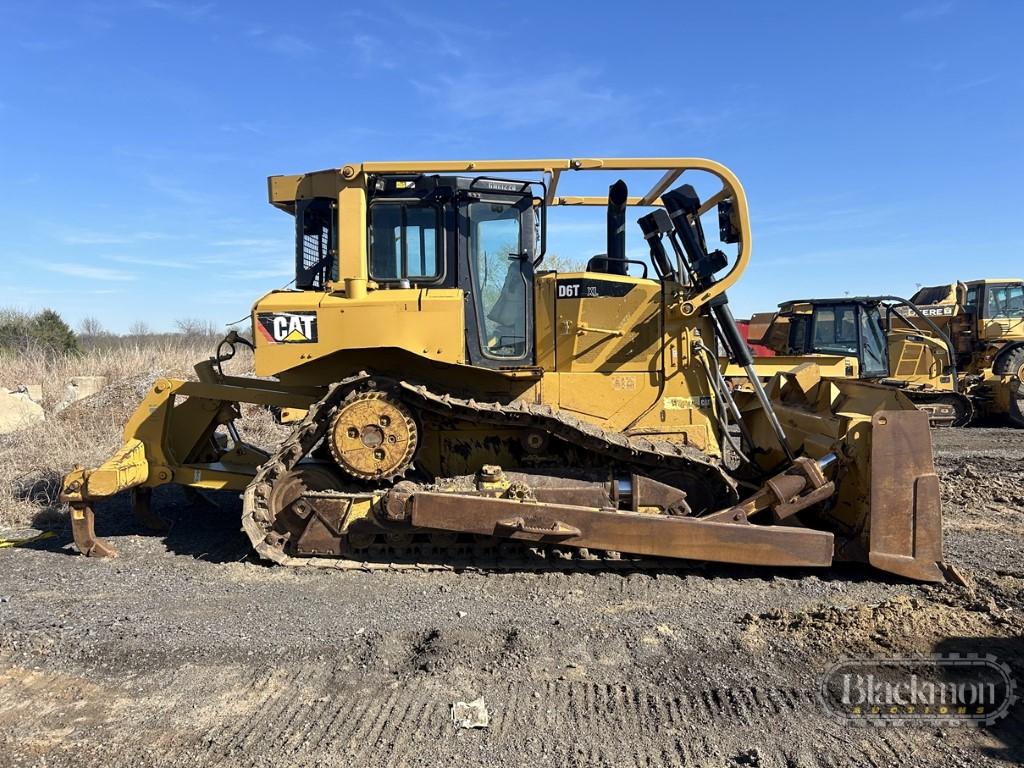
[746,296,972,427]
[910,280,1024,427]
[60,158,950,582]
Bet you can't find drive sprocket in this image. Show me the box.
[327,391,418,481]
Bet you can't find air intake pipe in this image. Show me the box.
[662,182,796,462]
[605,179,629,276]
[637,209,677,281]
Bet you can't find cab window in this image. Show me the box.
[368,203,442,283]
[469,201,527,359]
[295,197,336,289]
[965,286,979,314]
[811,305,858,355]
[788,316,810,353]
[985,284,1024,319]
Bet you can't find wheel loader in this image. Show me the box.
[60,158,951,582]
[742,296,973,427]
[909,280,1024,427]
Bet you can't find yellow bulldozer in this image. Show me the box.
[60,158,951,582]
[746,296,972,427]
[746,283,1024,428]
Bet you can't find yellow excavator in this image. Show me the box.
[60,158,950,582]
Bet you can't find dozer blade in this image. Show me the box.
[867,410,946,582]
[735,366,954,582]
[408,492,836,569]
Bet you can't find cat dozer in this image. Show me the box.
[61,158,951,582]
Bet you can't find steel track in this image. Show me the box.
[241,373,736,572]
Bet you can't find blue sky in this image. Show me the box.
[1,1,1020,332]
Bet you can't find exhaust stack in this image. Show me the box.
[605,179,629,276]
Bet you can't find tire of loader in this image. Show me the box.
[1001,348,1024,428]
[1009,387,1024,429]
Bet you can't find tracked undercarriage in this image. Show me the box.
[244,372,746,568]
[902,390,975,428]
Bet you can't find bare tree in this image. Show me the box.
[174,317,219,337]
[127,320,151,337]
[539,253,589,272]
[78,316,106,337]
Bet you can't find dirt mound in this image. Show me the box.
[938,456,1024,513]
[53,373,158,427]
[739,590,1018,655]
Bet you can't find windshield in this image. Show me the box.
[859,305,889,377]
[811,305,858,356]
[469,201,528,359]
[984,283,1024,319]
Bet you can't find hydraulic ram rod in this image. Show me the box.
[710,296,796,462]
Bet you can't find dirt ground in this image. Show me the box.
[1,428,1023,768]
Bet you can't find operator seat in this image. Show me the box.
[486,262,527,354]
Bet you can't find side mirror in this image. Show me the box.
[718,198,741,244]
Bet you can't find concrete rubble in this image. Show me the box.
[56,375,108,412]
[0,387,45,434]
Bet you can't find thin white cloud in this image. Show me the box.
[18,39,73,52]
[228,269,293,280]
[60,229,168,245]
[9,286,124,296]
[219,121,265,135]
[140,0,215,21]
[650,109,735,134]
[756,206,885,236]
[147,175,213,206]
[102,254,198,270]
[42,263,138,281]
[212,238,289,252]
[902,2,954,21]
[352,34,396,69]
[267,34,316,57]
[947,74,998,93]
[413,69,626,129]
[389,8,490,59]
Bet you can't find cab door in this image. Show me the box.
[458,193,536,368]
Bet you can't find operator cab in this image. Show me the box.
[366,174,540,367]
[782,299,889,378]
[293,174,540,368]
[964,280,1024,322]
[283,163,744,374]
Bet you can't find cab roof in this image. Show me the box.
[267,157,742,212]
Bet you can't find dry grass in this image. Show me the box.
[0,338,278,530]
